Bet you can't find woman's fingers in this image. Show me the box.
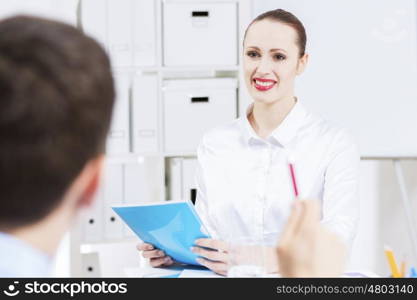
[142,249,166,259]
[136,242,175,267]
[196,258,228,276]
[194,238,228,252]
[136,243,154,251]
[150,256,174,267]
[191,246,228,262]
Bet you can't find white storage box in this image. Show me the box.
[163,78,237,153]
[163,1,237,66]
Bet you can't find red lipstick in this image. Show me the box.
[253,77,276,91]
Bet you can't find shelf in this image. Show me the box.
[105,154,162,164]
[163,152,197,158]
[80,237,138,250]
[112,66,159,74]
[160,65,239,72]
[112,65,239,75]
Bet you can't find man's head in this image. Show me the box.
[0,16,115,231]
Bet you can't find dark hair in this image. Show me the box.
[244,9,307,57]
[0,16,115,230]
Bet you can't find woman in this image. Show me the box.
[138,9,359,275]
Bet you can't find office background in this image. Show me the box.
[1,0,416,277]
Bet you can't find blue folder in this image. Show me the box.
[112,201,210,266]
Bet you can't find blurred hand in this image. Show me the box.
[137,243,174,267]
[192,238,229,276]
[277,200,346,277]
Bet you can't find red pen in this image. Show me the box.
[288,161,299,198]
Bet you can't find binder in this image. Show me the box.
[132,0,156,66]
[112,201,210,265]
[46,0,78,26]
[123,161,154,237]
[81,0,108,50]
[106,74,130,154]
[0,0,78,26]
[182,158,198,204]
[103,163,124,240]
[80,0,156,67]
[108,0,131,67]
[82,186,104,243]
[81,252,101,277]
[168,158,197,204]
[168,158,183,201]
[132,75,158,154]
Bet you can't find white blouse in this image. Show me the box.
[195,101,360,248]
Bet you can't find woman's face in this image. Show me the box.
[243,19,308,105]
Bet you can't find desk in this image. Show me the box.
[124,265,222,278]
[123,266,380,278]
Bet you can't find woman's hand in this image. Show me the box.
[137,243,174,267]
[191,238,229,276]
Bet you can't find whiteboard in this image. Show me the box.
[252,0,417,158]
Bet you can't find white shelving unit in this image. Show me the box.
[0,0,253,276]
[71,0,253,277]
[0,0,254,277]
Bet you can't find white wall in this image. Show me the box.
[346,160,417,276]
[377,160,417,275]
[252,0,417,276]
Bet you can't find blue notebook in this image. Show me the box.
[112,201,210,266]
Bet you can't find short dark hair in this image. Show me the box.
[0,16,115,230]
[244,9,307,57]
